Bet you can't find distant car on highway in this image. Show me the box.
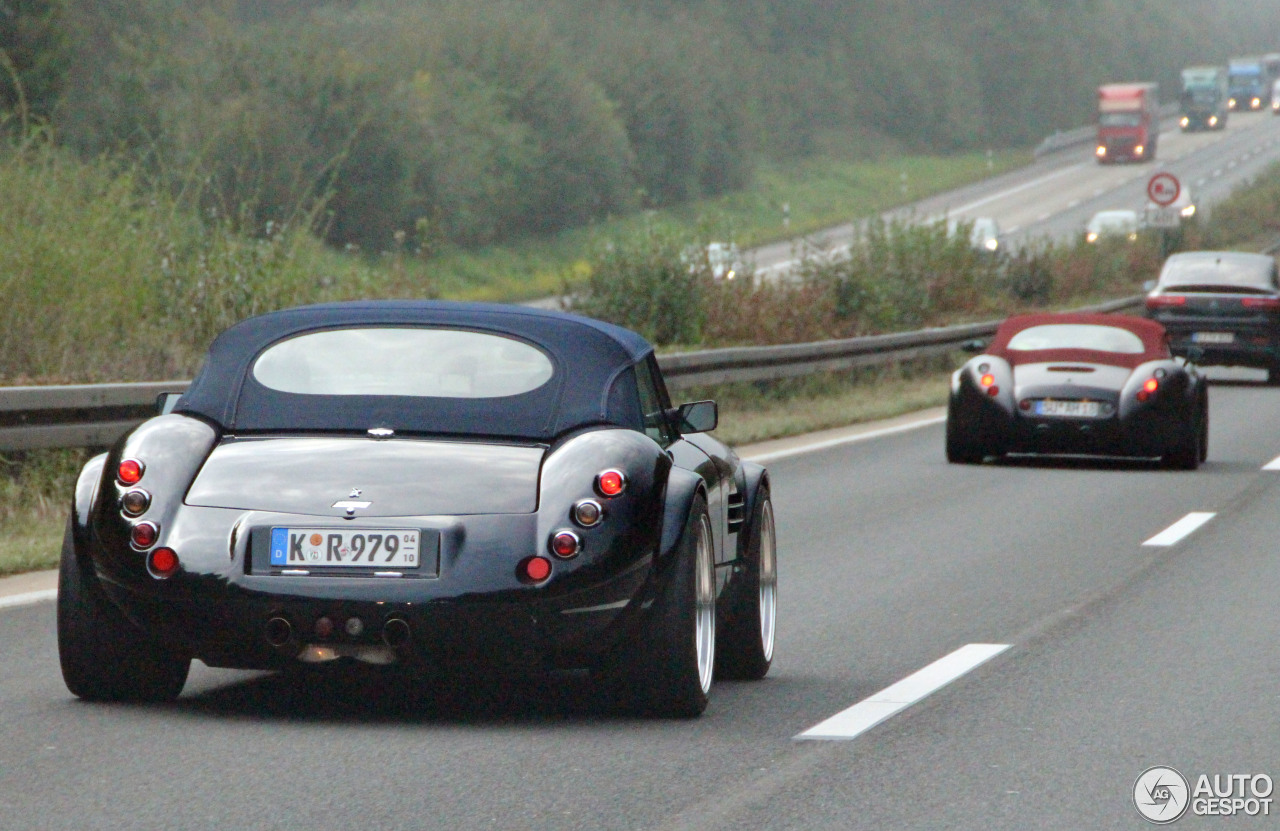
[57,301,778,716]
[1085,209,1141,243]
[1145,250,1280,377]
[947,217,1001,253]
[683,242,746,281]
[947,313,1207,468]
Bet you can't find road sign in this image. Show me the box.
[1147,172,1181,206]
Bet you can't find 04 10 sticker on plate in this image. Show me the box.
[269,528,420,568]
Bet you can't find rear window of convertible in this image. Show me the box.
[252,328,555,398]
[1006,324,1144,354]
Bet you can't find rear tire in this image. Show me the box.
[716,488,776,681]
[1163,419,1201,471]
[945,406,985,464]
[57,522,190,702]
[606,494,715,718]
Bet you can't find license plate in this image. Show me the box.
[1192,332,1235,344]
[1035,400,1102,418]
[269,528,421,568]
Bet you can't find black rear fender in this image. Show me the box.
[91,415,219,577]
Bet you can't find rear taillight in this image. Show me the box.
[117,459,145,485]
[1145,295,1186,309]
[121,489,151,517]
[130,521,159,550]
[1242,296,1280,309]
[572,499,603,528]
[148,547,179,578]
[1137,377,1159,402]
[550,531,581,559]
[596,470,626,497]
[980,373,995,387]
[519,556,552,583]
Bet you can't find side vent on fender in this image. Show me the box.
[727,490,746,534]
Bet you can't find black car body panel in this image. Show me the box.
[1146,251,1280,371]
[65,302,774,695]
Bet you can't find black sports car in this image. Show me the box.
[1144,251,1280,377]
[59,301,777,717]
[946,312,1207,468]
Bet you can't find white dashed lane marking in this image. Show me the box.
[795,644,1012,741]
[1142,512,1216,547]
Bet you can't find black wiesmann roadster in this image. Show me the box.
[59,301,777,717]
[946,313,1208,468]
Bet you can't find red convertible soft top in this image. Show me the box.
[988,313,1171,368]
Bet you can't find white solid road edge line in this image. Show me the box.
[1262,455,1280,471]
[795,643,1011,741]
[0,588,57,610]
[743,414,947,464]
[1142,512,1216,547]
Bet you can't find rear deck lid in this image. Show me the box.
[185,437,545,516]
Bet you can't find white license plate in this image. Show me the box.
[269,528,420,568]
[1035,400,1102,418]
[1192,332,1235,344]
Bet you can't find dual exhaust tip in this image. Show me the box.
[265,615,412,649]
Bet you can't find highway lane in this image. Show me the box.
[5,381,1280,828]
[753,111,1280,278]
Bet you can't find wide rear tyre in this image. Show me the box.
[945,408,985,464]
[606,494,715,718]
[1163,421,1201,471]
[57,522,190,702]
[716,487,776,681]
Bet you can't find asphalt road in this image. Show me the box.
[4,378,1280,829]
[753,110,1280,277]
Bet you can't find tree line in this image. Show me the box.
[3,0,1280,253]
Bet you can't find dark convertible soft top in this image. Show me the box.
[176,301,655,440]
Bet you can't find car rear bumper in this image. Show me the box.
[97,556,655,673]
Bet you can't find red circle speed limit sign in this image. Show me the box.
[1147,172,1181,206]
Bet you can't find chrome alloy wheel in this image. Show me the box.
[694,512,716,694]
[757,500,777,663]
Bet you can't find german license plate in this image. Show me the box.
[269,528,420,568]
[1192,332,1234,344]
[1036,400,1101,418]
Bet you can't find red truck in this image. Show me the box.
[1096,83,1159,163]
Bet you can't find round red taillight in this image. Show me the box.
[550,531,581,559]
[596,469,626,497]
[1019,399,1031,411]
[148,547,179,578]
[980,373,995,387]
[986,385,1000,397]
[130,521,158,550]
[117,459,144,486]
[314,616,335,638]
[522,556,552,582]
[1143,378,1159,394]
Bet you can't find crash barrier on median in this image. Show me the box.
[0,298,1143,451]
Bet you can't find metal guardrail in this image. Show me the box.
[0,298,1143,451]
[660,296,1142,390]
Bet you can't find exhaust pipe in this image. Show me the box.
[382,617,412,648]
[265,616,293,647]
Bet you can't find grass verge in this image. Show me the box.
[0,450,88,577]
